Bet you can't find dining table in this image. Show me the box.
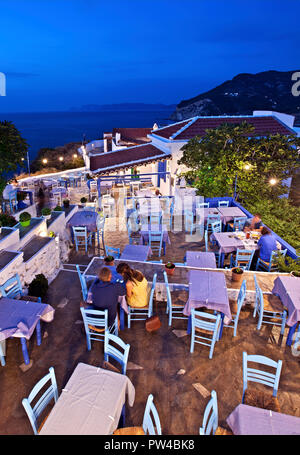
[120,244,152,262]
[183,270,231,336]
[226,403,300,435]
[39,362,135,435]
[210,231,258,268]
[185,251,217,268]
[0,297,55,365]
[272,276,300,346]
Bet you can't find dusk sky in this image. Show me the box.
[0,0,299,112]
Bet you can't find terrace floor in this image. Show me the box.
[1,183,299,435]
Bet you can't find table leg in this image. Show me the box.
[120,307,125,331]
[187,315,191,335]
[220,252,225,268]
[21,338,30,365]
[120,404,126,428]
[36,320,42,346]
[219,313,225,340]
[286,322,298,346]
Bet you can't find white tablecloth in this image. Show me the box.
[40,363,135,435]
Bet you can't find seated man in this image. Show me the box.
[243,213,263,232]
[257,226,278,263]
[89,267,126,327]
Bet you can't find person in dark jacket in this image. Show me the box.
[89,267,126,327]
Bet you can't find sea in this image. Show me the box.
[0,110,174,167]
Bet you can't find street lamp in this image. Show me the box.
[73,154,78,159]
[269,178,277,186]
[59,156,64,162]
[42,158,48,165]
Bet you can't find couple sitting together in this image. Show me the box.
[84,260,149,327]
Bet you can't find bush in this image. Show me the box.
[41,207,51,216]
[19,211,31,222]
[80,197,87,204]
[0,213,17,227]
[28,274,49,299]
[54,205,62,211]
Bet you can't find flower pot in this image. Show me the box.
[291,271,300,278]
[231,267,244,282]
[165,264,175,276]
[20,220,31,227]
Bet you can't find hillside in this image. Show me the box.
[171,70,300,121]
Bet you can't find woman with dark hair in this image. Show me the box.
[116,263,149,308]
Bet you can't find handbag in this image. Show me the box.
[145,314,161,332]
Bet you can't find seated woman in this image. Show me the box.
[116,263,149,308]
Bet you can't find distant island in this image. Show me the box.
[170,70,300,123]
[69,103,176,112]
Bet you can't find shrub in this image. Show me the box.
[0,213,17,227]
[54,205,62,211]
[165,262,175,269]
[28,274,49,299]
[41,207,51,216]
[80,197,87,204]
[19,211,31,222]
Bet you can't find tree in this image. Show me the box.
[0,121,28,193]
[178,122,300,204]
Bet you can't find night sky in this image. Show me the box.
[0,0,299,112]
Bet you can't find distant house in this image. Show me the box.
[78,111,297,194]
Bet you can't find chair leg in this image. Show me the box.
[21,338,30,365]
[36,320,42,346]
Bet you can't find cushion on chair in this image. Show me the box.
[113,426,145,435]
[215,426,233,435]
[243,389,281,412]
[88,325,105,333]
[263,294,284,313]
[100,360,121,374]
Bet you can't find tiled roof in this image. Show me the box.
[151,116,295,140]
[112,127,152,144]
[90,143,170,174]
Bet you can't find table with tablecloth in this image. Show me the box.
[185,251,216,268]
[272,276,300,345]
[67,210,99,233]
[120,244,152,262]
[50,187,68,198]
[139,224,170,255]
[226,404,300,435]
[39,362,135,435]
[195,207,222,223]
[183,270,231,336]
[210,232,258,268]
[0,297,55,364]
[216,206,247,224]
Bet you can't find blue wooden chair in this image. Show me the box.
[256,249,287,273]
[150,212,162,226]
[227,217,248,231]
[164,271,187,326]
[8,189,18,213]
[0,341,6,366]
[72,226,93,253]
[76,265,88,301]
[105,246,120,258]
[22,367,58,435]
[211,220,222,234]
[190,310,221,359]
[223,279,247,337]
[184,210,194,235]
[218,200,229,207]
[230,249,255,270]
[197,202,209,209]
[80,308,118,350]
[127,220,140,245]
[127,273,157,328]
[104,332,130,375]
[206,214,221,233]
[149,231,163,257]
[0,273,23,298]
[113,394,162,435]
[204,230,220,267]
[242,351,282,411]
[253,275,287,335]
[199,390,218,435]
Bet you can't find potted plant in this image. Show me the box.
[0,213,17,227]
[165,262,176,276]
[104,255,115,266]
[231,266,244,282]
[19,211,31,227]
[53,205,63,211]
[28,274,49,299]
[80,197,87,207]
[41,207,51,220]
[63,199,70,209]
